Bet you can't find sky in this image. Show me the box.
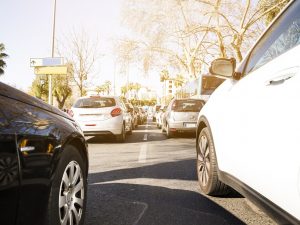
[0,0,161,94]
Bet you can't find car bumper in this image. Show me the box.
[168,121,197,132]
[76,116,123,136]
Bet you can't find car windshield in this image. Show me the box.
[73,97,116,108]
[171,100,204,112]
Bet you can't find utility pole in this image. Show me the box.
[49,0,57,105]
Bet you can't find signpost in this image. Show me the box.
[31,57,69,105]
[34,65,68,75]
[30,57,64,67]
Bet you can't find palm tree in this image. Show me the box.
[104,80,111,95]
[95,86,105,95]
[0,43,8,75]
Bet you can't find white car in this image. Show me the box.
[196,1,300,224]
[156,106,167,129]
[162,98,205,138]
[70,96,132,142]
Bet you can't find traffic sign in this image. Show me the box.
[30,57,64,67]
[34,66,68,75]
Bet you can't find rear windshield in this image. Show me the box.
[171,99,204,112]
[73,97,116,108]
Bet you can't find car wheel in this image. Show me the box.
[166,123,174,138]
[196,127,229,196]
[116,124,125,142]
[46,145,87,225]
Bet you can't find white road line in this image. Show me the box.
[143,134,148,141]
[138,144,148,163]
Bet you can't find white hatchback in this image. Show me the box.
[70,96,131,142]
[196,1,300,224]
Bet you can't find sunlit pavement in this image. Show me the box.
[84,120,275,225]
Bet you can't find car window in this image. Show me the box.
[171,100,204,112]
[73,97,116,108]
[245,1,300,75]
[201,76,225,95]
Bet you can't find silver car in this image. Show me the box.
[71,96,132,142]
[162,99,205,138]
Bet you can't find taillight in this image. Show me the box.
[111,108,122,117]
[68,109,74,117]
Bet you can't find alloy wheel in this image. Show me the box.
[197,134,211,187]
[59,161,84,225]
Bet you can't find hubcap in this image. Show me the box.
[197,135,211,186]
[59,161,84,225]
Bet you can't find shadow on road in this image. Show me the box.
[86,182,245,225]
[88,159,243,197]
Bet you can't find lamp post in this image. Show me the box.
[49,0,57,105]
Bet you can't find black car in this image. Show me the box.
[0,82,88,225]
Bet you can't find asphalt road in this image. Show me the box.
[84,120,276,225]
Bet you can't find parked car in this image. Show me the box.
[156,106,167,129]
[133,106,141,125]
[71,96,131,142]
[196,1,300,224]
[125,102,138,129]
[0,82,88,225]
[162,99,205,138]
[138,107,147,124]
[153,104,161,122]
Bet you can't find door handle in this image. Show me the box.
[267,74,295,86]
[266,67,299,86]
[20,146,35,152]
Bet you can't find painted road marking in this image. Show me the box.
[138,144,148,163]
[143,134,148,141]
[132,201,148,225]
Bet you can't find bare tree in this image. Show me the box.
[120,0,290,81]
[57,30,101,97]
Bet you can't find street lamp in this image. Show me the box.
[49,0,57,105]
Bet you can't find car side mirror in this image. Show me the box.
[209,58,237,78]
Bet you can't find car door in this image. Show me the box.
[0,94,63,225]
[218,1,300,218]
[0,95,20,225]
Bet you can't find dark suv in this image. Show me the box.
[0,82,88,225]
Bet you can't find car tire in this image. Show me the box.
[116,124,125,142]
[166,123,174,138]
[46,145,87,225]
[196,127,229,196]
